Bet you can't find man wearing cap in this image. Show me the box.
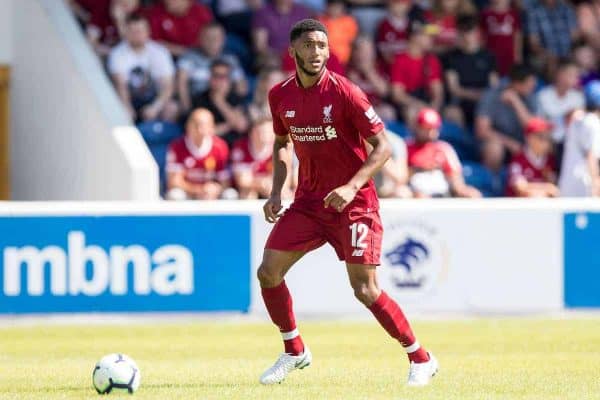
[406,108,481,197]
[506,117,559,197]
[558,81,600,197]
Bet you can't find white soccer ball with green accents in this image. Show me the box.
[92,353,141,394]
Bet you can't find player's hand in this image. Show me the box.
[323,184,358,212]
[263,195,283,223]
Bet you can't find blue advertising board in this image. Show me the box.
[564,212,600,307]
[0,215,251,313]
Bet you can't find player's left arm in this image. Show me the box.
[324,130,392,211]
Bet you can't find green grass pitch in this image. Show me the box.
[1,318,599,399]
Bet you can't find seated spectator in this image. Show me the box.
[251,0,313,71]
[506,117,558,197]
[537,58,585,144]
[177,22,248,115]
[406,108,482,197]
[572,41,600,86]
[526,0,579,77]
[317,0,358,65]
[191,60,249,145]
[146,0,214,57]
[424,0,476,53]
[346,36,397,122]
[391,21,445,119]
[108,14,178,122]
[377,131,412,198]
[444,15,498,128]
[231,118,283,199]
[166,108,231,200]
[576,0,600,51]
[479,0,522,76]
[475,64,538,166]
[85,0,141,57]
[247,67,287,123]
[559,81,600,196]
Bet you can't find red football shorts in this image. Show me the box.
[265,205,383,265]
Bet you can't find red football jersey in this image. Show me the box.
[375,17,409,66]
[390,53,442,93]
[231,137,273,175]
[146,3,213,47]
[424,12,458,49]
[480,9,521,76]
[406,139,462,175]
[506,149,556,196]
[268,69,385,212]
[166,136,230,184]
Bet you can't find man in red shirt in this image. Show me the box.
[406,108,481,198]
[146,0,213,57]
[258,19,438,387]
[479,0,522,76]
[506,117,558,197]
[165,108,230,200]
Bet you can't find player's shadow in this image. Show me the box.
[143,382,256,389]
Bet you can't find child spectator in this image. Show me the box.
[506,117,558,197]
[444,15,498,127]
[479,0,522,76]
[406,108,482,197]
[559,81,600,197]
[391,21,445,118]
[166,108,231,200]
[177,22,248,115]
[247,68,287,123]
[424,0,476,53]
[146,0,214,57]
[347,36,397,122]
[318,0,358,65]
[108,14,177,122]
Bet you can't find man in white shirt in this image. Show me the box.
[537,59,585,143]
[108,14,177,122]
[559,81,600,197]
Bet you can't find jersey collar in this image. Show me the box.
[294,67,329,89]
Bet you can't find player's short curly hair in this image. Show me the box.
[290,19,328,43]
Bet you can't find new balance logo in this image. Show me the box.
[352,249,365,257]
[285,110,295,118]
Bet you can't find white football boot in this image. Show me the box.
[407,352,438,387]
[259,347,312,384]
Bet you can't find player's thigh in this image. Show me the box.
[329,210,383,265]
[265,207,327,254]
[259,248,306,283]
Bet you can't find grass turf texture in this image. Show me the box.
[1,318,599,399]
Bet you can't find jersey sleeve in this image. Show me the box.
[345,82,385,139]
[426,55,443,85]
[268,88,288,137]
[579,116,600,156]
[440,142,462,175]
[165,142,183,173]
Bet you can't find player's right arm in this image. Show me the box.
[264,134,292,223]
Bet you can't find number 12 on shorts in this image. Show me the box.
[350,223,369,252]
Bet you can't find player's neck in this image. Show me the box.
[296,68,325,89]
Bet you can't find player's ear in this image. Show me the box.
[288,46,295,59]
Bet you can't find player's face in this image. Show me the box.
[290,31,330,77]
[186,110,215,144]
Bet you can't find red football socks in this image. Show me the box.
[261,280,304,356]
[368,291,430,363]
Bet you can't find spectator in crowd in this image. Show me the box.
[559,81,600,197]
[506,117,558,197]
[377,131,412,198]
[177,22,248,115]
[406,108,482,197]
[572,41,600,86]
[576,0,600,51]
[424,0,477,53]
[444,14,498,127]
[146,0,214,57]
[475,64,538,163]
[479,0,522,76]
[526,0,579,76]
[391,21,445,119]
[213,0,263,41]
[108,14,177,122]
[231,118,283,199]
[537,59,585,144]
[317,0,358,65]
[251,0,313,70]
[69,0,103,26]
[191,60,249,145]
[247,67,287,123]
[347,36,397,122]
[166,108,231,200]
[374,0,423,70]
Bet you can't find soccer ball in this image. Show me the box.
[92,353,141,394]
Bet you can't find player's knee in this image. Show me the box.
[352,282,380,306]
[257,263,281,287]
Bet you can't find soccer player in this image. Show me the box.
[258,19,438,387]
